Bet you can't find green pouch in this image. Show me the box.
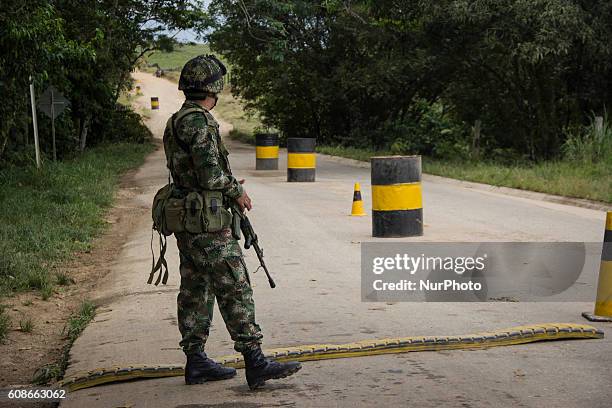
[184,192,204,233]
[203,190,232,232]
[152,183,179,236]
[164,197,186,234]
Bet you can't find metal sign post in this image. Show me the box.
[29,77,41,169]
[38,86,69,162]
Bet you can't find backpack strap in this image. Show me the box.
[171,107,206,154]
[148,230,169,285]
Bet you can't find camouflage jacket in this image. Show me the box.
[163,101,243,200]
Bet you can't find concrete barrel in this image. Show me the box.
[150,97,159,110]
[287,138,316,182]
[255,133,279,170]
[371,156,423,237]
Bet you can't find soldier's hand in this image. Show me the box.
[236,191,252,212]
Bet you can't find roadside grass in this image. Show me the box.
[142,44,212,83]
[0,306,9,342]
[146,44,210,70]
[317,145,612,203]
[55,272,75,286]
[117,92,136,106]
[0,142,155,299]
[33,300,96,384]
[19,315,34,333]
[216,90,262,144]
[317,145,392,162]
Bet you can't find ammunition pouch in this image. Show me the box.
[149,184,233,286]
[152,183,233,236]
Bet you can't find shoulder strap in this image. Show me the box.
[172,107,207,154]
[148,230,168,285]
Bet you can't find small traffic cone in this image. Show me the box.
[350,183,367,216]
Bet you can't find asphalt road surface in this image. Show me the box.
[60,72,610,408]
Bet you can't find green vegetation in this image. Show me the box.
[1,1,208,163]
[19,316,34,333]
[0,306,10,342]
[146,44,210,71]
[0,142,154,299]
[209,1,612,160]
[33,300,96,384]
[318,144,611,203]
[215,90,263,145]
[55,272,75,286]
[153,40,611,203]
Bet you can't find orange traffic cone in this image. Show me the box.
[350,183,367,216]
[583,211,612,322]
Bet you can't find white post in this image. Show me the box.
[29,78,41,169]
[595,116,603,132]
[472,120,481,156]
[51,89,56,161]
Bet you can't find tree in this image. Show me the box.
[0,0,210,162]
[209,0,612,160]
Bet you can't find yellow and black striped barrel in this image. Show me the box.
[255,133,279,170]
[287,138,316,182]
[150,97,159,110]
[594,212,612,317]
[371,156,423,237]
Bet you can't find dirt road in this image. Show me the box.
[59,72,610,408]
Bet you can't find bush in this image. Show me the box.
[97,109,153,144]
[563,113,612,164]
[383,100,469,159]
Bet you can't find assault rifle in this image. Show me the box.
[231,205,276,288]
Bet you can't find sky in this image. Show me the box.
[162,0,212,43]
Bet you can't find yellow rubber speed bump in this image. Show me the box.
[150,96,159,110]
[350,183,366,216]
[58,323,603,392]
[583,211,612,322]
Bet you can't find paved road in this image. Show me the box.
[60,73,610,408]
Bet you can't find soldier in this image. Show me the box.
[162,54,301,390]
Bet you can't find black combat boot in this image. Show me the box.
[242,346,302,390]
[185,351,237,384]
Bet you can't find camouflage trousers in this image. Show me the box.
[175,228,263,354]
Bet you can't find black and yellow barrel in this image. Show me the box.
[583,211,612,321]
[151,97,159,110]
[255,133,279,170]
[287,138,316,182]
[371,156,423,237]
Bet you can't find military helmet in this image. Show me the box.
[179,54,227,97]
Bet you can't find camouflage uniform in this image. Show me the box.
[163,101,263,354]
